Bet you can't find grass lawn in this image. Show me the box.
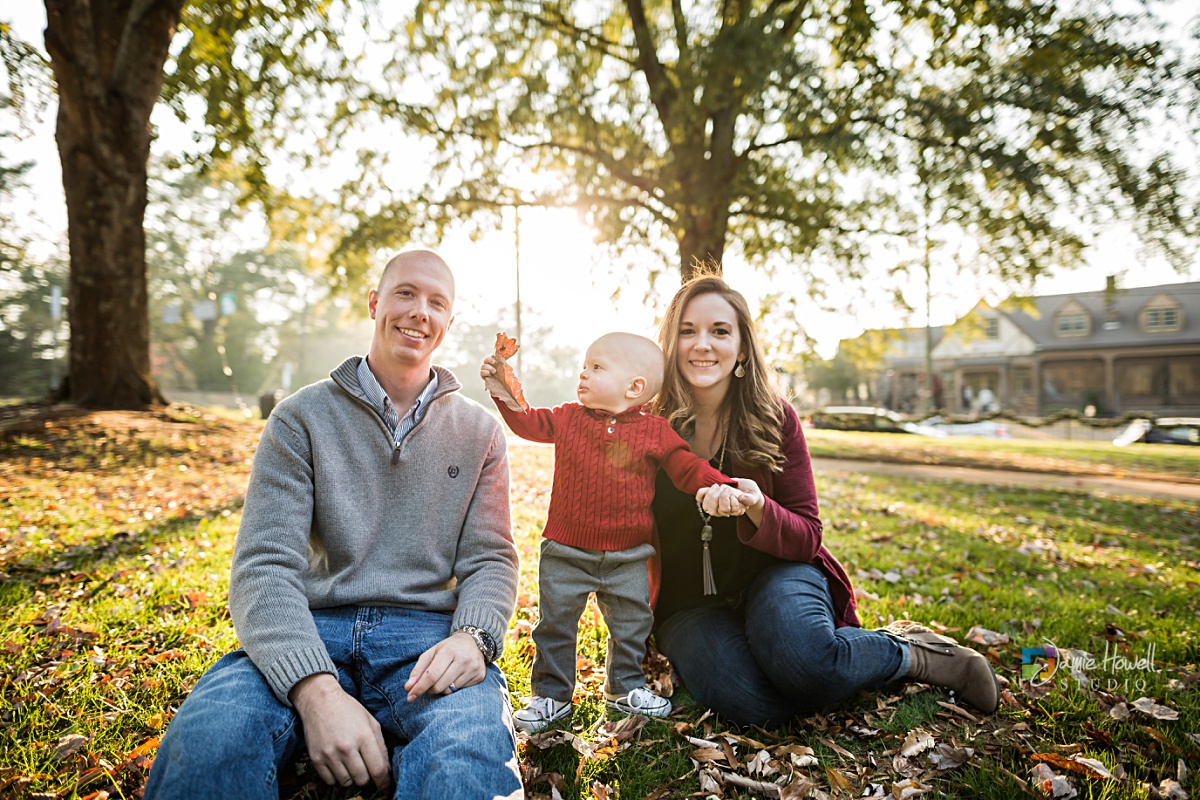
[803,428,1200,483]
[1,410,1197,799]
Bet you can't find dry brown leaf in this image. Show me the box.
[1031,753,1110,779]
[746,748,779,778]
[964,625,1009,646]
[691,747,727,763]
[819,737,857,761]
[780,777,818,800]
[891,777,929,799]
[935,700,979,722]
[697,765,724,796]
[1155,778,1189,800]
[53,733,88,760]
[589,781,615,800]
[928,744,973,771]
[900,728,935,758]
[1131,697,1179,720]
[1030,763,1078,799]
[487,334,530,412]
[1109,702,1130,720]
[601,713,649,741]
[826,765,853,791]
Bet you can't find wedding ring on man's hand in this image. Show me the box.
[448,683,457,693]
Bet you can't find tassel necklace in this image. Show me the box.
[695,431,727,596]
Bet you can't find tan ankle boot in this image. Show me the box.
[879,621,1000,713]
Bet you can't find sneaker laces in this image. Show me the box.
[622,687,664,709]
[522,696,564,719]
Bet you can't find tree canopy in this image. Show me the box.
[342,0,1198,282]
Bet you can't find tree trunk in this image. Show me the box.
[44,0,184,408]
[677,200,731,281]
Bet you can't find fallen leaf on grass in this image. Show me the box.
[1131,697,1179,720]
[691,747,728,763]
[1154,778,1188,800]
[928,744,973,771]
[1109,702,1130,720]
[1030,763,1077,798]
[891,777,928,798]
[936,700,979,722]
[964,626,1009,646]
[598,713,648,742]
[53,733,88,759]
[589,781,615,799]
[900,728,935,758]
[1031,753,1113,780]
[826,765,852,791]
[745,749,778,778]
[819,737,857,761]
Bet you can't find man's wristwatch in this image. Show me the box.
[455,625,498,662]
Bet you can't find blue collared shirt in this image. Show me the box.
[357,357,439,447]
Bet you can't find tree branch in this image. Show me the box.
[623,0,677,125]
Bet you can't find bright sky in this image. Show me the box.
[4,6,1196,362]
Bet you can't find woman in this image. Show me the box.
[650,274,999,727]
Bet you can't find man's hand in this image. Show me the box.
[289,673,390,791]
[404,632,487,701]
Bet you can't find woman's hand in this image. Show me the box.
[696,479,765,525]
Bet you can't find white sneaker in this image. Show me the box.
[512,695,572,733]
[605,686,671,717]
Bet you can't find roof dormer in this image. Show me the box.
[1054,300,1091,338]
[1140,293,1183,334]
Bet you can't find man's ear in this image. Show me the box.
[625,376,648,400]
[368,289,378,319]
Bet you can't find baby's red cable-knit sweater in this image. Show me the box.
[494,400,734,551]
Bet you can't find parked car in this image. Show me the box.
[924,415,1012,439]
[808,406,947,437]
[1112,417,1200,447]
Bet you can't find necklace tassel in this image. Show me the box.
[702,542,717,596]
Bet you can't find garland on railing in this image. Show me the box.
[911,409,1160,429]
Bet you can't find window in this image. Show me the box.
[1056,314,1088,337]
[1144,308,1180,332]
[983,318,999,339]
[1013,366,1032,393]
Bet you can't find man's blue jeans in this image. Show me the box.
[144,607,521,800]
[656,563,909,728]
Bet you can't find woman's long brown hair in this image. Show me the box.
[650,270,785,472]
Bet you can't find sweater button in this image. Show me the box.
[606,426,615,433]
[608,417,617,424]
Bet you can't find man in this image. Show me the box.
[145,250,522,799]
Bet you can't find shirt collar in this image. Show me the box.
[357,357,438,416]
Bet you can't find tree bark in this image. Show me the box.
[677,203,730,280]
[44,0,184,408]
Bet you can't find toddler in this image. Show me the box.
[481,332,736,732]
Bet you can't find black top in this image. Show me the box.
[651,464,784,627]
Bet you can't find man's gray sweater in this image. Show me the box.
[229,357,519,704]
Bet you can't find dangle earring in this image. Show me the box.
[734,360,746,378]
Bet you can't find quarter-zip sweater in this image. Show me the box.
[494,400,734,551]
[230,357,519,704]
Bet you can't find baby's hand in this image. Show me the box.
[696,484,747,517]
[480,354,529,412]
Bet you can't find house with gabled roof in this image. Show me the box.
[841,278,1200,416]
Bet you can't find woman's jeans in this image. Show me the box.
[143,607,522,800]
[656,563,909,728]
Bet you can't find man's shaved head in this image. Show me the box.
[377,249,456,304]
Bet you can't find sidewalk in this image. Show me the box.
[813,458,1200,502]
